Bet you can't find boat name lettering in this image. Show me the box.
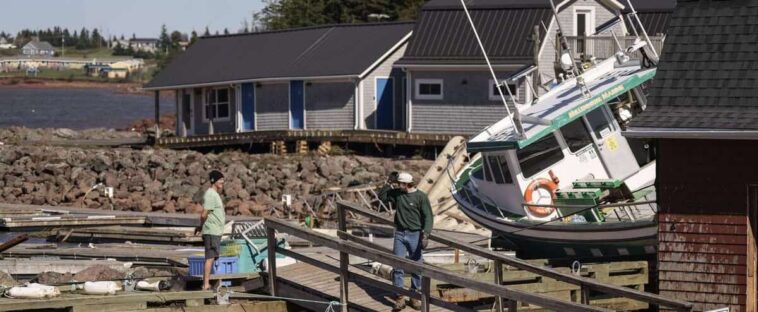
[567,84,626,119]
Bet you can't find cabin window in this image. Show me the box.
[204,87,231,121]
[484,155,513,184]
[489,79,518,101]
[560,117,593,153]
[585,106,614,139]
[518,134,564,178]
[415,79,443,100]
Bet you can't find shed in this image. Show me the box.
[144,22,413,137]
[624,0,758,310]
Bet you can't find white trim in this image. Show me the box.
[235,84,242,132]
[201,86,232,123]
[253,84,257,131]
[572,6,596,37]
[406,71,413,132]
[394,64,526,70]
[358,32,412,79]
[373,76,395,130]
[414,78,443,100]
[624,128,758,140]
[288,82,292,129]
[359,80,366,129]
[353,80,360,130]
[189,89,195,135]
[303,81,307,130]
[143,74,358,91]
[488,79,518,102]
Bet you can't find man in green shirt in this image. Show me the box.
[378,172,433,310]
[201,170,225,291]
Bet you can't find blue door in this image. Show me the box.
[376,78,394,129]
[241,83,255,131]
[290,80,305,129]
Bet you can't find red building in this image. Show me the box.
[625,0,758,311]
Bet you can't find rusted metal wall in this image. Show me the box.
[657,139,756,311]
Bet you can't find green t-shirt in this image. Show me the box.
[202,188,225,236]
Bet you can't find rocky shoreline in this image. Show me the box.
[0,128,431,217]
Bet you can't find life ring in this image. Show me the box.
[523,178,558,218]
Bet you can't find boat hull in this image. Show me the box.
[453,190,658,260]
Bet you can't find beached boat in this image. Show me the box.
[451,0,660,259]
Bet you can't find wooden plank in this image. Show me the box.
[266,227,277,297]
[658,261,746,274]
[266,217,609,312]
[659,252,747,265]
[660,241,747,255]
[659,232,747,245]
[494,259,504,312]
[660,271,747,285]
[0,291,215,311]
[659,222,747,235]
[336,201,694,311]
[659,281,747,295]
[72,302,147,312]
[660,214,749,225]
[122,302,287,312]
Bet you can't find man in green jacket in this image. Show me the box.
[201,170,225,291]
[378,171,433,310]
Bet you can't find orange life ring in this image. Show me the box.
[523,178,558,218]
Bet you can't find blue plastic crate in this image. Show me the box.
[187,256,238,286]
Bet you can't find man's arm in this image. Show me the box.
[377,184,396,207]
[421,195,434,236]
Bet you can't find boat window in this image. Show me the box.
[486,156,503,184]
[482,156,493,182]
[482,155,513,184]
[585,106,614,139]
[496,155,514,184]
[518,134,564,178]
[560,117,594,153]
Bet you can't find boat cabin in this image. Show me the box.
[466,60,656,221]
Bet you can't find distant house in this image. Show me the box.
[129,38,160,53]
[625,0,758,311]
[394,0,673,134]
[144,22,413,136]
[22,40,55,56]
[0,37,16,50]
[110,39,130,49]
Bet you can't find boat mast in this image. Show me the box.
[624,0,660,59]
[458,0,526,139]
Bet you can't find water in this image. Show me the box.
[0,87,173,129]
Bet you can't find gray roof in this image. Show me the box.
[396,0,673,67]
[23,41,55,51]
[145,22,413,89]
[396,0,552,66]
[628,0,758,131]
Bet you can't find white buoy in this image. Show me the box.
[83,281,121,295]
[135,280,161,291]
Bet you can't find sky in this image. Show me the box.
[2,0,265,38]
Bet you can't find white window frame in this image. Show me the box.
[414,79,443,100]
[489,79,519,102]
[572,6,596,36]
[202,86,231,122]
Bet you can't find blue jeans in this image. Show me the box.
[392,230,423,291]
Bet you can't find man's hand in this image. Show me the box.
[194,226,202,235]
[421,234,429,249]
[388,171,399,184]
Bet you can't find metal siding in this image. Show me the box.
[556,0,625,37]
[304,81,355,130]
[191,86,236,135]
[362,44,407,130]
[410,70,525,134]
[256,83,290,130]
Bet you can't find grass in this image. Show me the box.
[55,47,117,59]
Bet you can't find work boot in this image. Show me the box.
[393,295,407,310]
[409,298,422,310]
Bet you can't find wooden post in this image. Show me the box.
[581,284,590,305]
[154,90,160,138]
[508,300,518,312]
[494,259,504,312]
[266,226,277,297]
[421,276,431,312]
[337,204,349,312]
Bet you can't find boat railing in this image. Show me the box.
[560,35,665,62]
[519,200,658,225]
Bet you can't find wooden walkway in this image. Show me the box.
[270,253,449,311]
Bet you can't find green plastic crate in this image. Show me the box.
[572,179,623,189]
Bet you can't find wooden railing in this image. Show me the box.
[562,35,664,61]
[264,216,610,312]
[334,200,694,312]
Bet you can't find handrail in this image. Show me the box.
[336,200,693,311]
[265,217,609,312]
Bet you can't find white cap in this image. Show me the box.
[397,172,413,184]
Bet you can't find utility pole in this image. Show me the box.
[61,34,65,57]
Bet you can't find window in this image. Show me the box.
[483,154,513,184]
[585,106,614,139]
[518,134,564,178]
[489,79,518,101]
[204,87,231,121]
[560,117,593,153]
[415,79,443,100]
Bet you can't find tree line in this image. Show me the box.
[1,27,108,50]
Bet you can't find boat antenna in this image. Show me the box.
[623,0,659,59]
[458,0,525,139]
[548,0,582,76]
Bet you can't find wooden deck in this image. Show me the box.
[268,253,449,311]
